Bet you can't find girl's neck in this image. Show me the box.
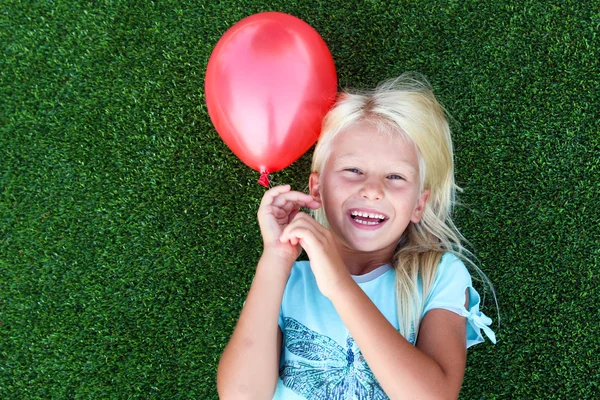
[337,245,394,276]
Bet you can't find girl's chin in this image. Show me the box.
[333,223,399,253]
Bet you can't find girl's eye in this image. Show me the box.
[345,168,361,174]
[387,174,404,180]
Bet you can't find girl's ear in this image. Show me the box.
[411,189,430,223]
[309,172,321,201]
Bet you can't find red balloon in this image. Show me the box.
[205,12,337,187]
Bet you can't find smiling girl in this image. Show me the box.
[217,73,496,400]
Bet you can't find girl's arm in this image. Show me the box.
[217,186,321,399]
[328,279,467,400]
[217,251,292,399]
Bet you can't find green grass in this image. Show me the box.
[1,0,599,398]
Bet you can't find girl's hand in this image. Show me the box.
[258,185,321,262]
[278,212,351,298]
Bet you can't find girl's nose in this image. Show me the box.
[360,182,383,201]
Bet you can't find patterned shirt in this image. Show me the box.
[273,253,496,399]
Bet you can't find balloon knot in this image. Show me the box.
[258,173,270,188]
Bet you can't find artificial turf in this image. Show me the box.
[1,0,599,398]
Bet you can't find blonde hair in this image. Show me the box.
[311,72,493,341]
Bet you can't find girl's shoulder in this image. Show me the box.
[435,252,471,282]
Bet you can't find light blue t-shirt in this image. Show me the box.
[273,252,496,399]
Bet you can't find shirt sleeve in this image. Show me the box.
[423,253,497,348]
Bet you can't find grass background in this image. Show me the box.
[1,0,599,398]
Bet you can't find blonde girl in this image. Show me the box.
[218,72,496,400]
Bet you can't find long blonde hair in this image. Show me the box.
[311,72,491,341]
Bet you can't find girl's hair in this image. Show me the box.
[311,72,495,341]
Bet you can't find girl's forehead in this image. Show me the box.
[331,122,415,151]
[327,124,420,169]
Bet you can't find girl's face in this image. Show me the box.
[310,122,429,255]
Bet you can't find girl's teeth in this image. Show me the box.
[355,219,380,225]
[351,211,384,219]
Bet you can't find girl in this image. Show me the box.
[217,72,496,400]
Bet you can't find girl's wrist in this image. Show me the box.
[261,245,298,264]
[319,270,355,300]
[256,249,295,278]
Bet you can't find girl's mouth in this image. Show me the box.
[350,210,387,226]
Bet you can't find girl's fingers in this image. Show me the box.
[271,191,320,211]
[260,186,320,217]
[270,200,313,224]
[279,213,326,246]
[289,212,327,234]
[259,185,291,208]
[271,207,289,219]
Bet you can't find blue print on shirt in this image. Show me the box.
[280,317,389,400]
